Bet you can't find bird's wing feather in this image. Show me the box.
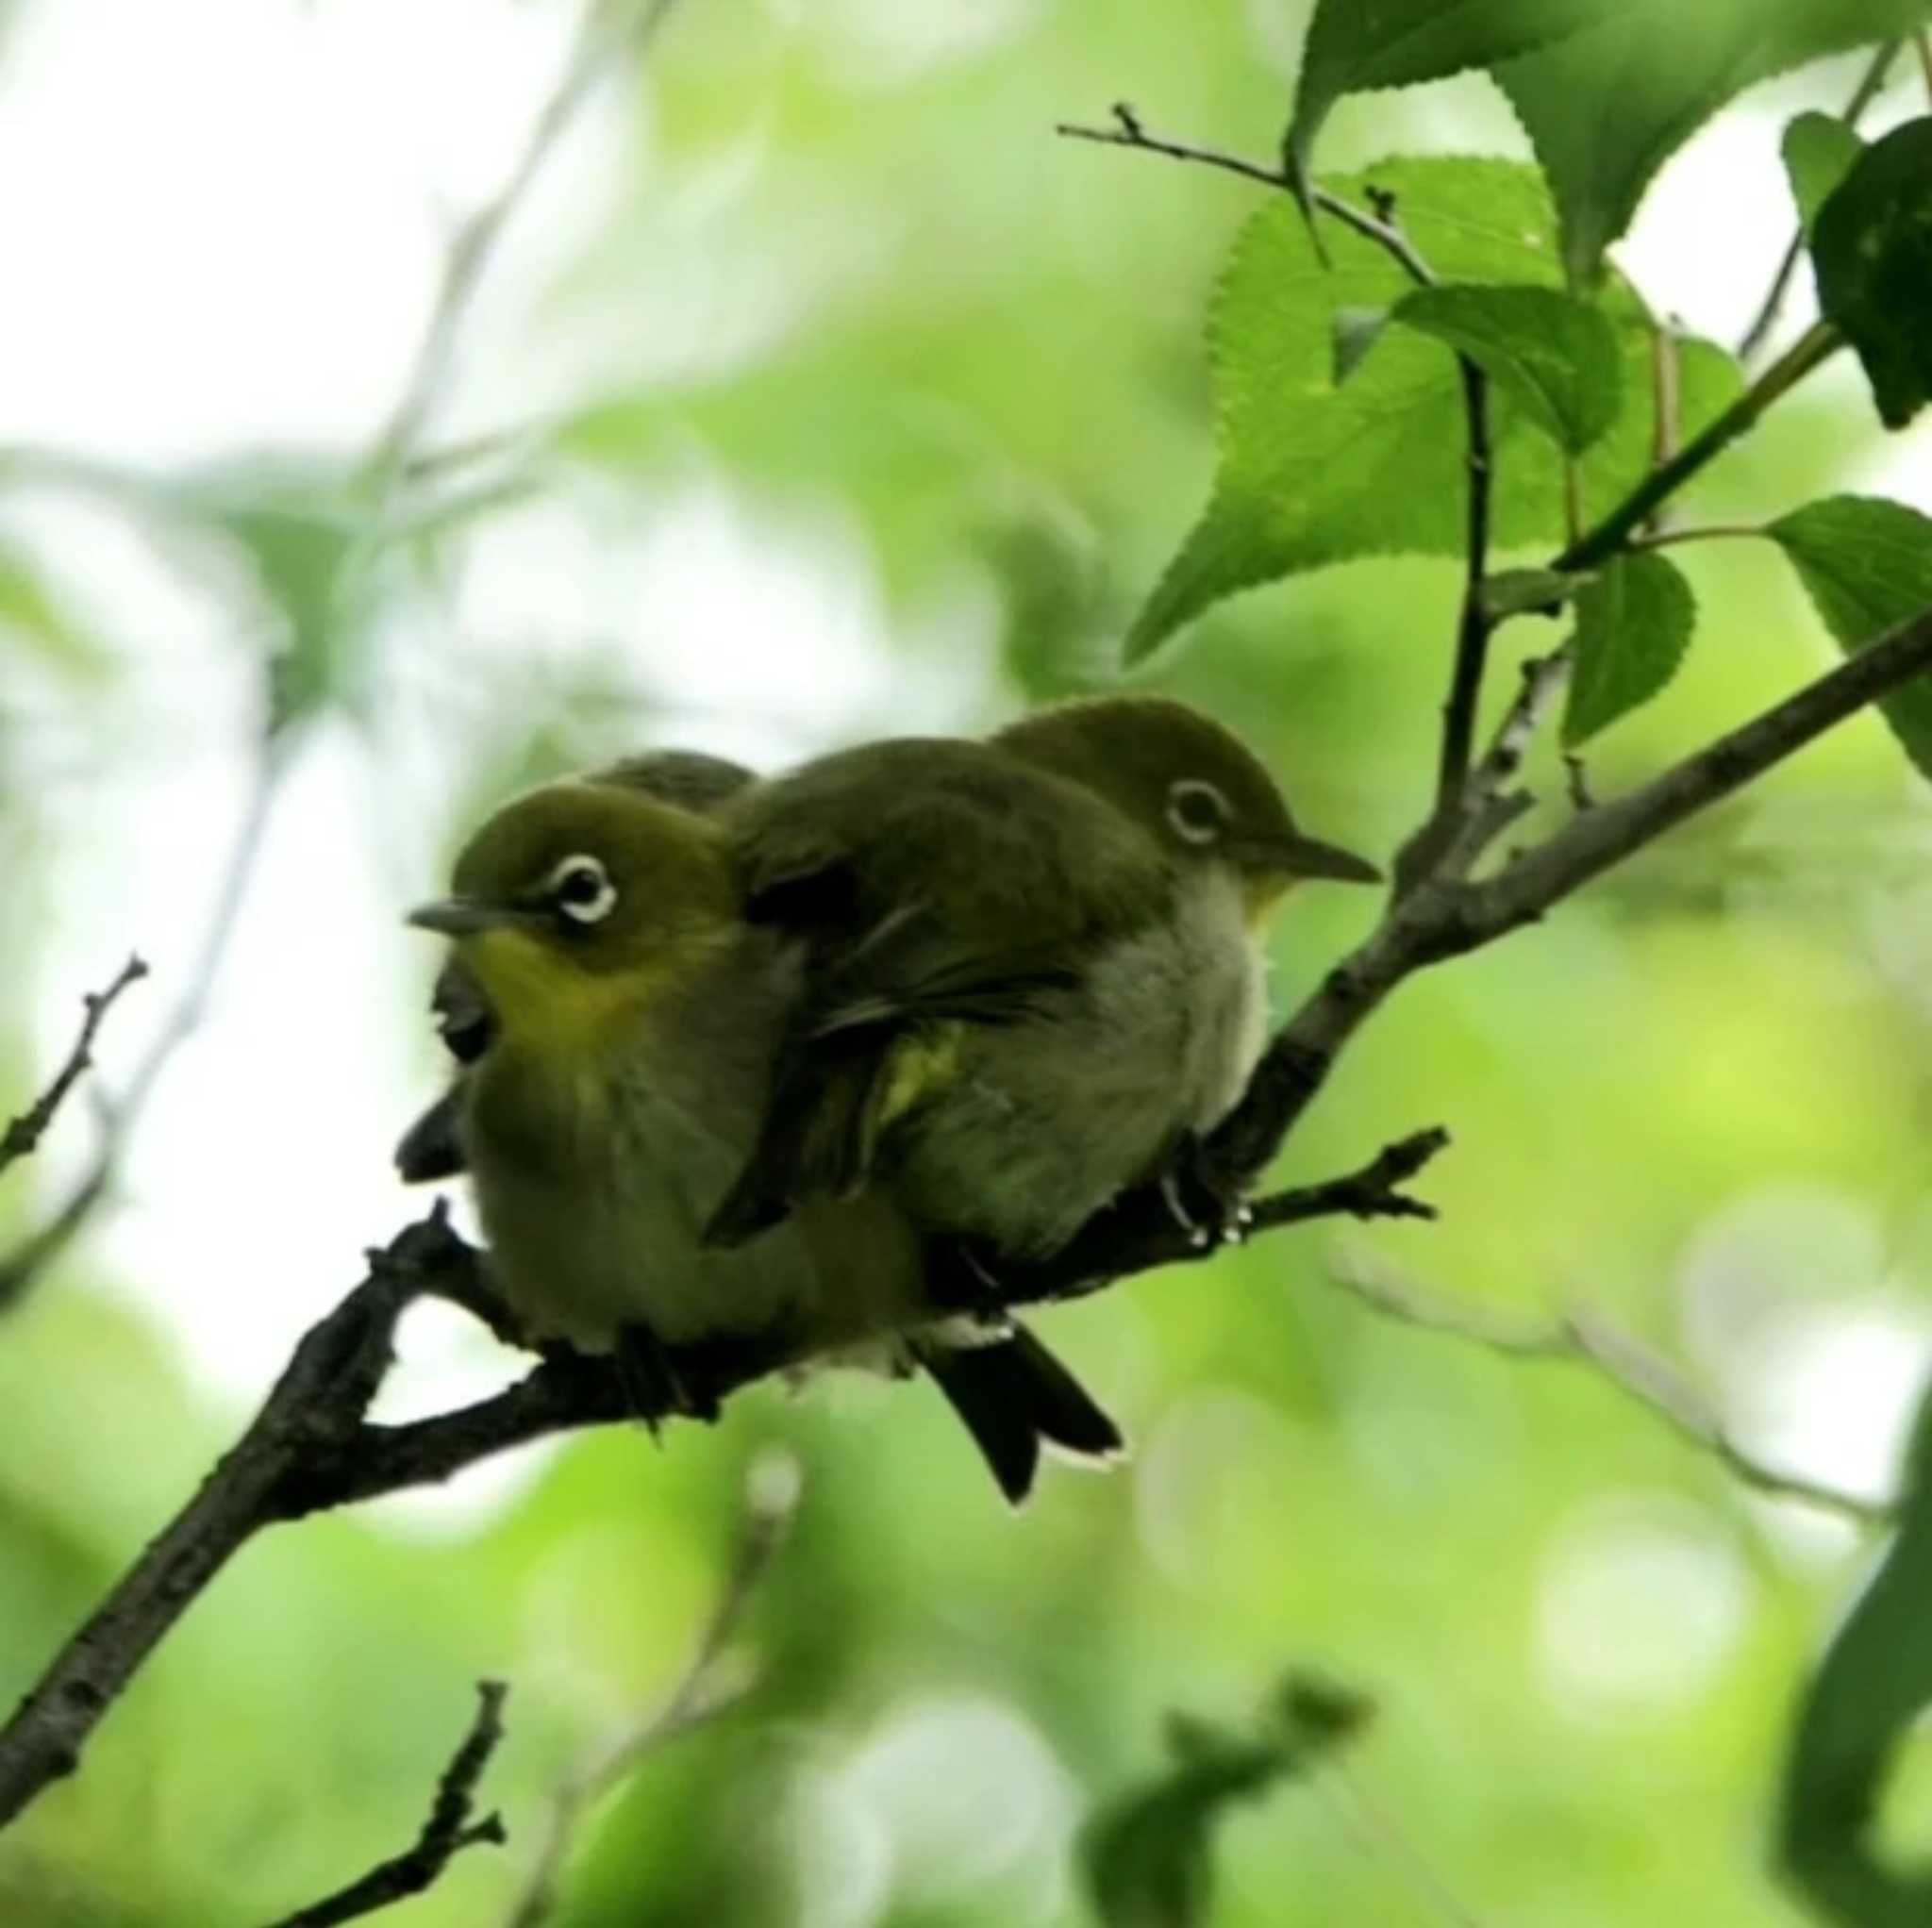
[704,740,1171,1242]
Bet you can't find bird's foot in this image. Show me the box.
[926,1236,1013,1331]
[1159,1134,1255,1252]
[614,1322,720,1433]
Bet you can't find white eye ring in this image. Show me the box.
[1167,778,1229,845]
[546,853,617,925]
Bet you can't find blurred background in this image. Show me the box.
[3,1,1931,1922]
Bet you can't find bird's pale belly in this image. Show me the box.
[895,877,1269,1256]
[468,1069,926,1355]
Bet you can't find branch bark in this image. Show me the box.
[0,1132,1445,1834]
[1207,598,1932,1189]
[266,1680,509,1927]
[0,956,147,1174]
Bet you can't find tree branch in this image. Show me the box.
[1207,595,1932,1189]
[0,750,280,1312]
[363,0,688,495]
[1055,105,1434,283]
[0,1127,1443,1835]
[1324,1246,1886,1526]
[0,956,148,1175]
[266,1680,509,1928]
[10,607,1928,1838]
[0,1211,447,1828]
[1471,603,1932,939]
[1437,356,1497,806]
[1056,106,1507,874]
[1553,322,1844,574]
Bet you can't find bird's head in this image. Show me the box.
[407,781,736,1039]
[995,697,1379,918]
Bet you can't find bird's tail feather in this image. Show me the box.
[919,1324,1123,1505]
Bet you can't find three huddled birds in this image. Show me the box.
[398,699,1378,1504]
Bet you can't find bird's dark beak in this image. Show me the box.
[1246,830,1382,885]
[407,897,540,937]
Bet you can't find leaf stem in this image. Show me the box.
[1554,322,1844,574]
[1628,522,1768,554]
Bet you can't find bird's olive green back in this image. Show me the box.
[724,736,1176,956]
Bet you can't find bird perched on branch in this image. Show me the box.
[708,696,1379,1262]
[395,751,754,1188]
[399,701,1375,1502]
[398,750,1118,1500]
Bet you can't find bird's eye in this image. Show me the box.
[545,854,617,925]
[1166,779,1229,845]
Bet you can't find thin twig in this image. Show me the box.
[1056,106,1434,285]
[266,1681,509,1927]
[1035,1128,1452,1292]
[506,1455,801,1928]
[0,750,280,1311]
[1437,651,1572,879]
[1651,319,1683,474]
[1204,594,1932,1191]
[1919,32,1932,106]
[1736,42,1899,366]
[0,956,148,1175]
[1323,1764,1495,1928]
[1637,319,1684,541]
[0,1127,1446,1834]
[1058,109,1500,872]
[1629,522,1767,554]
[1554,322,1844,573]
[1436,359,1497,808]
[1323,1247,1886,1526]
[1561,752,1594,814]
[363,0,687,495]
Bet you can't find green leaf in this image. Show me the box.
[1126,158,1742,661]
[1082,1738,1281,1928]
[1494,2,1932,284]
[1393,283,1624,453]
[1081,1675,1371,1928]
[0,540,107,677]
[1779,1378,1932,1922]
[1812,118,1932,430]
[1783,112,1867,237]
[1562,552,1695,744]
[1286,0,1618,179]
[1772,495,1932,777]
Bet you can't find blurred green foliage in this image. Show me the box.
[5,2,1932,1926]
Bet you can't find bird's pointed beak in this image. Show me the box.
[407,896,538,937]
[1249,829,1382,886]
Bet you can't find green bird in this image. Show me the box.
[395,750,754,1187]
[707,695,1380,1265]
[400,752,1120,1502]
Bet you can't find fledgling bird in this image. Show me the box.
[400,756,1119,1501]
[394,750,755,1186]
[708,695,1379,1265]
